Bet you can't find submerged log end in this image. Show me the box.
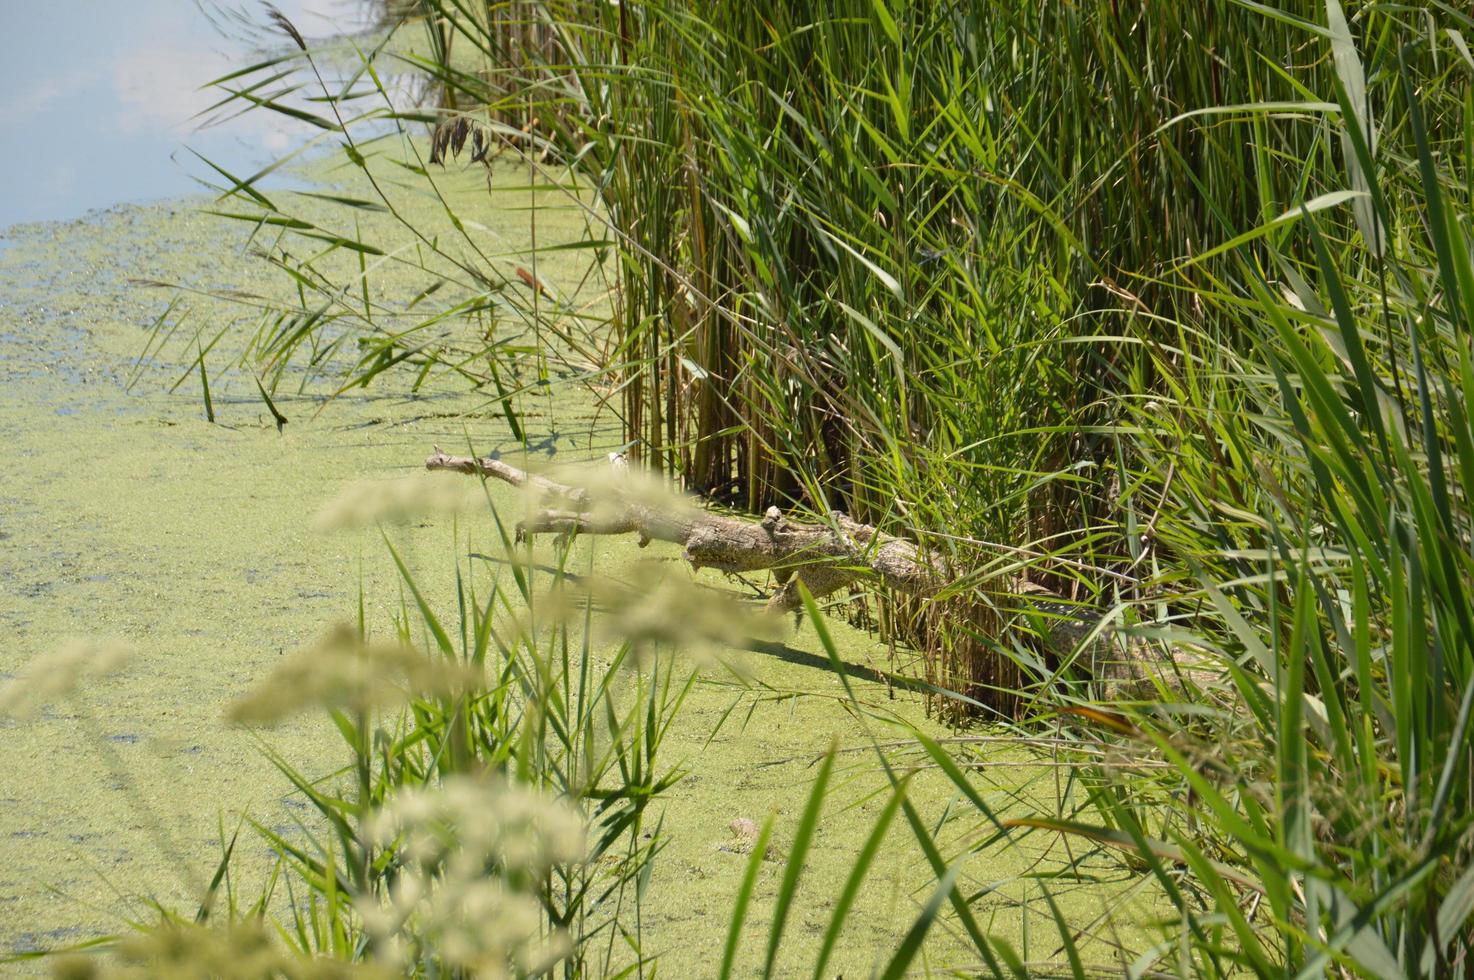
[764,567,851,613]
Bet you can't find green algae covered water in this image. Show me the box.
[0,165,1154,974]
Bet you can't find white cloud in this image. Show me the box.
[0,65,98,126]
[112,44,224,135]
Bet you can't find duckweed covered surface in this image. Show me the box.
[0,167,1155,973]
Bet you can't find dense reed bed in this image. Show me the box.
[28,0,1472,974]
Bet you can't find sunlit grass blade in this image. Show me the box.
[810,776,909,980]
[760,740,835,978]
[875,860,964,980]
[718,813,777,980]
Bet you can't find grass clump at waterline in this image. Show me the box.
[17,0,1474,974]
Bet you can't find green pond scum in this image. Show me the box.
[0,164,1155,975]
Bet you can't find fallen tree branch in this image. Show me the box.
[425,448,961,612]
[417,447,1193,700]
[424,451,590,505]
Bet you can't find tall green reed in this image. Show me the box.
[766,4,1474,974]
[386,0,1446,714]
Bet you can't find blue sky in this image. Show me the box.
[0,1,370,226]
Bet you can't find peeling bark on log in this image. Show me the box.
[424,449,957,613]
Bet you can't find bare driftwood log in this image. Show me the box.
[425,448,963,613]
[421,448,1182,697]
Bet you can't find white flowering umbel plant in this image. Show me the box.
[358,777,587,978]
[173,509,695,979]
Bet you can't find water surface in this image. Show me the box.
[0,1,381,227]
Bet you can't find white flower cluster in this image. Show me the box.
[0,638,133,721]
[314,473,484,530]
[535,558,774,668]
[357,776,587,978]
[226,623,481,725]
[52,920,390,979]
